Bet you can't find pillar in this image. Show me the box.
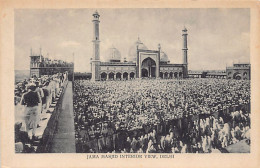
[91,11,101,81]
[182,27,188,78]
[156,44,161,78]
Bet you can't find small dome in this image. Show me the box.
[105,46,121,62]
[160,51,170,63]
[128,37,148,62]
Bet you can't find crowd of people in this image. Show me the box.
[14,72,68,153]
[73,78,250,153]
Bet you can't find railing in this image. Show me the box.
[36,81,68,153]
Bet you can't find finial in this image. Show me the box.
[158,43,161,50]
[39,46,42,55]
[30,47,32,56]
[93,10,99,16]
[183,26,187,32]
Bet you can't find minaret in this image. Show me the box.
[182,27,188,78]
[39,47,43,62]
[157,43,161,78]
[91,10,101,81]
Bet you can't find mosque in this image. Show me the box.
[91,11,189,81]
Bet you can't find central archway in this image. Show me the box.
[141,57,156,78]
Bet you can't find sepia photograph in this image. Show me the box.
[13,8,251,154]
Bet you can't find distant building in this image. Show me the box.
[90,11,188,81]
[74,72,91,80]
[226,63,251,80]
[30,50,74,79]
[188,70,226,79]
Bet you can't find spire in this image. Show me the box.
[94,10,99,15]
[137,35,142,43]
[183,26,187,32]
[39,46,42,55]
[30,47,32,56]
[93,10,100,19]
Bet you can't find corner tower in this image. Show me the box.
[182,27,188,78]
[91,10,101,81]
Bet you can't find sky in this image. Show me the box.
[15,8,250,72]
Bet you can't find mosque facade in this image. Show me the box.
[91,11,188,81]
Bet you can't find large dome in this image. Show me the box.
[128,37,148,62]
[105,46,121,62]
[160,51,170,63]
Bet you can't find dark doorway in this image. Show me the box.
[109,73,114,80]
[101,72,107,80]
[174,72,178,78]
[123,72,128,80]
[141,57,156,78]
[169,72,173,78]
[130,72,135,79]
[116,72,122,79]
[164,72,168,79]
[142,68,148,78]
[160,72,163,78]
[179,72,183,78]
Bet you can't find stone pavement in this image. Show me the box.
[50,82,76,153]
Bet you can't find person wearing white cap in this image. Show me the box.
[20,83,41,139]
